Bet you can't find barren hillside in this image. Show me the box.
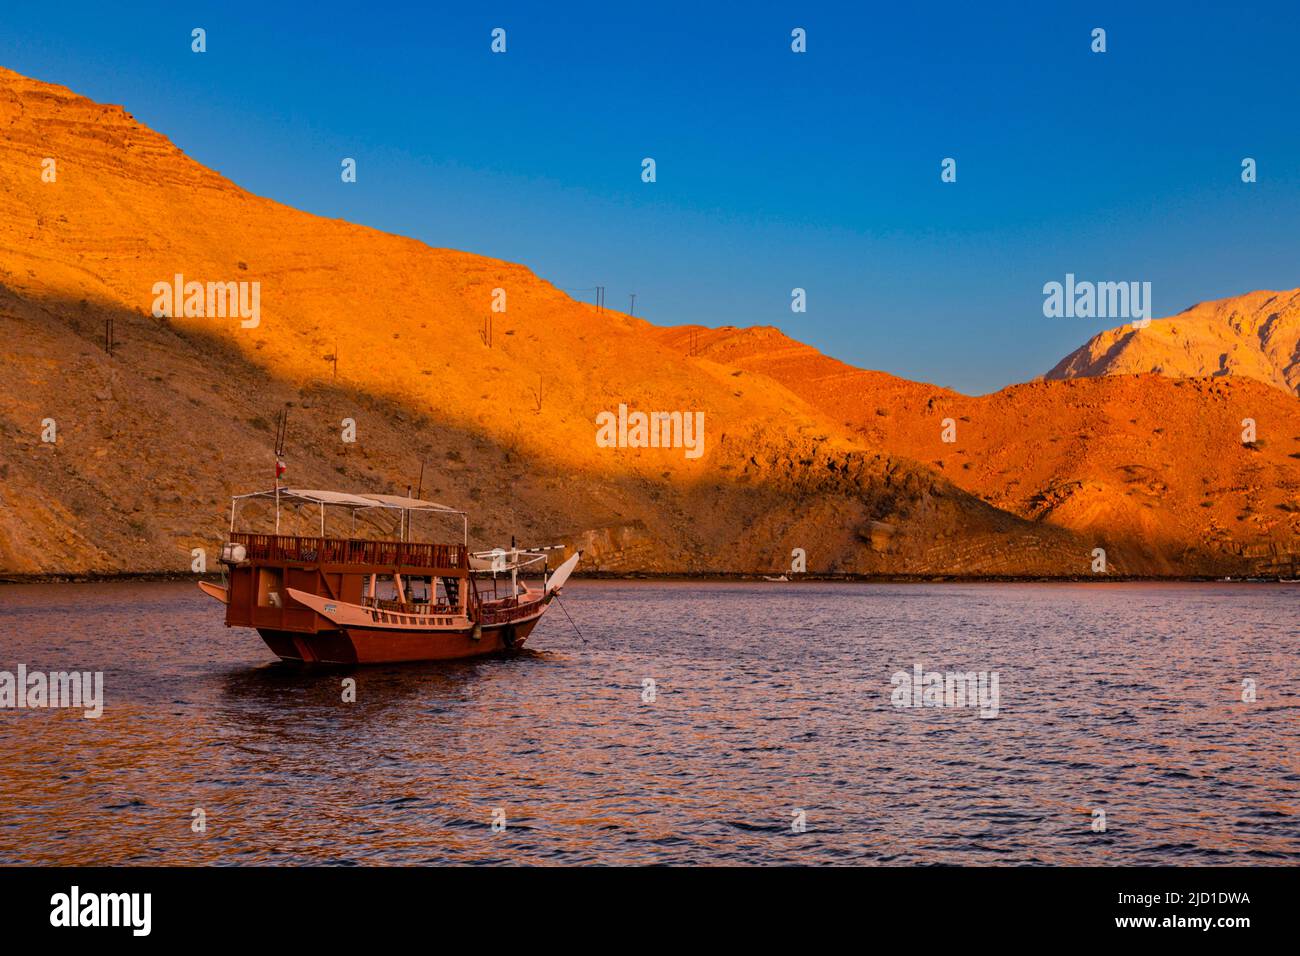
[1047,289,1300,395]
[0,65,1107,578]
[3,67,1296,578]
[656,325,1300,575]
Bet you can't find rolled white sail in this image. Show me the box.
[545,551,583,594]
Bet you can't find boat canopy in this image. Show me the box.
[357,493,463,514]
[232,488,465,515]
[229,487,468,544]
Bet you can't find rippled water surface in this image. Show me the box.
[0,580,1296,865]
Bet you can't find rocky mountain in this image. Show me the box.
[655,325,1300,576]
[1047,288,1300,395]
[0,66,1091,578]
[1,65,1295,579]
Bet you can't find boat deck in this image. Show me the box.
[230,532,466,571]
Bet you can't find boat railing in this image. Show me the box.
[363,597,460,615]
[230,532,466,569]
[478,598,542,626]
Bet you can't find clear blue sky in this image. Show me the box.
[3,1,1298,393]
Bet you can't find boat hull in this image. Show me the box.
[257,617,542,664]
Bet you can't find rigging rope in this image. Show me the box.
[553,593,587,645]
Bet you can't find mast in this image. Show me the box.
[273,406,288,534]
[510,534,518,598]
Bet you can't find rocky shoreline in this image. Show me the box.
[0,571,1270,585]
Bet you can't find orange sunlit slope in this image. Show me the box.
[1,66,1296,577]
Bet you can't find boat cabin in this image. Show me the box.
[219,488,470,635]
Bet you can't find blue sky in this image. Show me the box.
[3,1,1298,393]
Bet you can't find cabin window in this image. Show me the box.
[406,576,432,604]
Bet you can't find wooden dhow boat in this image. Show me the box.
[198,488,582,664]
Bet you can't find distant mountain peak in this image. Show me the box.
[1047,288,1300,395]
